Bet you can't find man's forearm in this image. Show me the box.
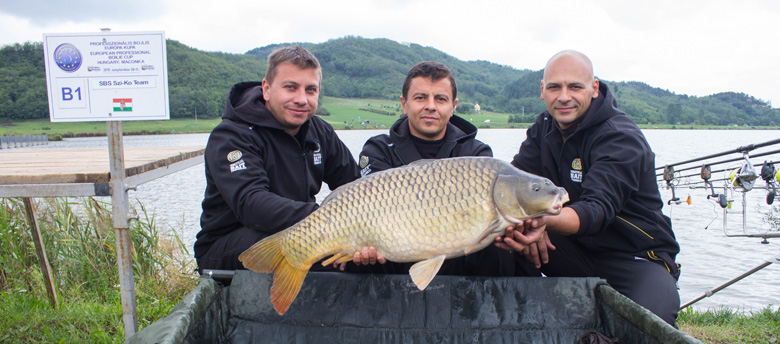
[546,207,580,235]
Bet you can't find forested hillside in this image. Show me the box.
[1,36,778,126]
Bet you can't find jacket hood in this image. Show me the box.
[223,81,288,131]
[389,114,478,143]
[576,82,624,132]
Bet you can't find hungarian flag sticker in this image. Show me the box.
[113,98,133,112]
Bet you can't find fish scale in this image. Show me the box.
[239,156,569,315]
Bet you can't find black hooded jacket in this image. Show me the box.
[358,114,491,174]
[194,82,359,258]
[512,82,679,272]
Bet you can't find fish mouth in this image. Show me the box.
[548,189,570,214]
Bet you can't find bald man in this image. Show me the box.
[496,50,681,326]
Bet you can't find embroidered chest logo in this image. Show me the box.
[312,143,322,165]
[570,158,583,183]
[359,155,371,176]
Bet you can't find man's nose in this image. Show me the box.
[293,89,307,104]
[424,97,436,111]
[558,88,572,102]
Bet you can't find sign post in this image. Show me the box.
[42,30,169,338]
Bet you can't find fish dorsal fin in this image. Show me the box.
[464,217,506,255]
[408,255,446,290]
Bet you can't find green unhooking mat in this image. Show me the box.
[127,271,701,343]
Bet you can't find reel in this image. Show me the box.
[760,161,778,205]
[702,164,728,208]
[664,165,682,205]
[729,156,758,191]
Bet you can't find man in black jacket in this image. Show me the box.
[495,50,681,325]
[194,46,360,271]
[347,61,518,277]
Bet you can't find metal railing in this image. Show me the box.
[0,134,49,149]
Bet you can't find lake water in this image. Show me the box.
[30,128,780,313]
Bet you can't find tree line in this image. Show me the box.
[1,37,778,126]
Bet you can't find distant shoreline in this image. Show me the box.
[0,117,777,139]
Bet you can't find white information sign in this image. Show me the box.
[42,31,169,122]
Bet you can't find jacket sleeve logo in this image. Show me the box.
[227,150,243,162]
[230,159,246,173]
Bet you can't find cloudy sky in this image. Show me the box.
[2,0,779,107]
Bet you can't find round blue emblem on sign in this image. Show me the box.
[53,43,82,72]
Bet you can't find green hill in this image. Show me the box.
[1,36,778,126]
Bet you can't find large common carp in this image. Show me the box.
[239,157,569,315]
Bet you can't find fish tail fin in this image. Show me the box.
[238,232,309,315]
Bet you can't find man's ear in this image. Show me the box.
[261,78,270,101]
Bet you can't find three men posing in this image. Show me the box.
[194,46,681,325]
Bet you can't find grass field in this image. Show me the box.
[0,96,776,137]
[0,96,527,137]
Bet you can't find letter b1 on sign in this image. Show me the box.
[56,79,87,109]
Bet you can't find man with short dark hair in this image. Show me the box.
[195,46,360,271]
[348,61,520,277]
[496,50,681,326]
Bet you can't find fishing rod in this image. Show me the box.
[662,161,779,205]
[657,138,780,208]
[680,250,780,309]
[656,149,780,178]
[656,137,780,171]
[661,139,780,310]
[660,142,780,240]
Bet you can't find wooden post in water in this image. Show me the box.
[107,121,138,337]
[22,198,58,309]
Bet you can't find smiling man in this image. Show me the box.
[358,61,488,176]
[539,51,599,132]
[347,61,527,277]
[496,50,681,326]
[194,46,359,272]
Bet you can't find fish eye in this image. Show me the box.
[531,182,541,192]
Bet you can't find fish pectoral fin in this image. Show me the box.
[409,255,446,290]
[465,218,504,255]
[320,253,352,267]
[335,254,354,264]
